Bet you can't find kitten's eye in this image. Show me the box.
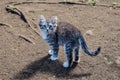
[49,25,53,30]
[40,25,46,29]
[43,25,46,28]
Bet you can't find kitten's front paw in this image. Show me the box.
[48,50,53,55]
[63,61,69,68]
[50,55,58,61]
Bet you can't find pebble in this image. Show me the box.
[115,56,120,65]
[86,30,94,36]
[104,57,113,65]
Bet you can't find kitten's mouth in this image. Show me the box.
[47,31,52,34]
[46,30,50,34]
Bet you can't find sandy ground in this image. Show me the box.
[0,0,120,80]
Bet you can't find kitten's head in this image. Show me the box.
[39,15,57,34]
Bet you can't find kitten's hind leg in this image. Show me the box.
[63,43,73,68]
[73,47,80,63]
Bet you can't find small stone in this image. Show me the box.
[104,57,113,65]
[86,30,94,36]
[115,56,120,65]
[53,75,56,78]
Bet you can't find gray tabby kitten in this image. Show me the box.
[39,15,101,68]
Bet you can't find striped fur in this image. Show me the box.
[39,15,101,68]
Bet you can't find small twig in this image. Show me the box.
[112,2,120,9]
[5,5,40,36]
[5,5,28,23]
[0,23,13,28]
[10,1,113,8]
[13,1,58,5]
[18,34,35,44]
[29,20,40,36]
[88,0,96,6]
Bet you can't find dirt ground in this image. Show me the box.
[0,0,120,80]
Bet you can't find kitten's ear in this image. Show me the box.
[51,16,57,26]
[39,15,46,24]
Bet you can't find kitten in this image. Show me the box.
[39,15,101,68]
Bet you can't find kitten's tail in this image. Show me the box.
[79,35,101,56]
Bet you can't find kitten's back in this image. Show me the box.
[57,22,80,32]
[57,22,81,36]
[56,22,81,43]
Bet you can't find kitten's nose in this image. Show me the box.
[46,28,49,31]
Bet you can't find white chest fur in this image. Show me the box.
[40,30,48,40]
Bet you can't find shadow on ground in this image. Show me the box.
[14,55,91,80]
